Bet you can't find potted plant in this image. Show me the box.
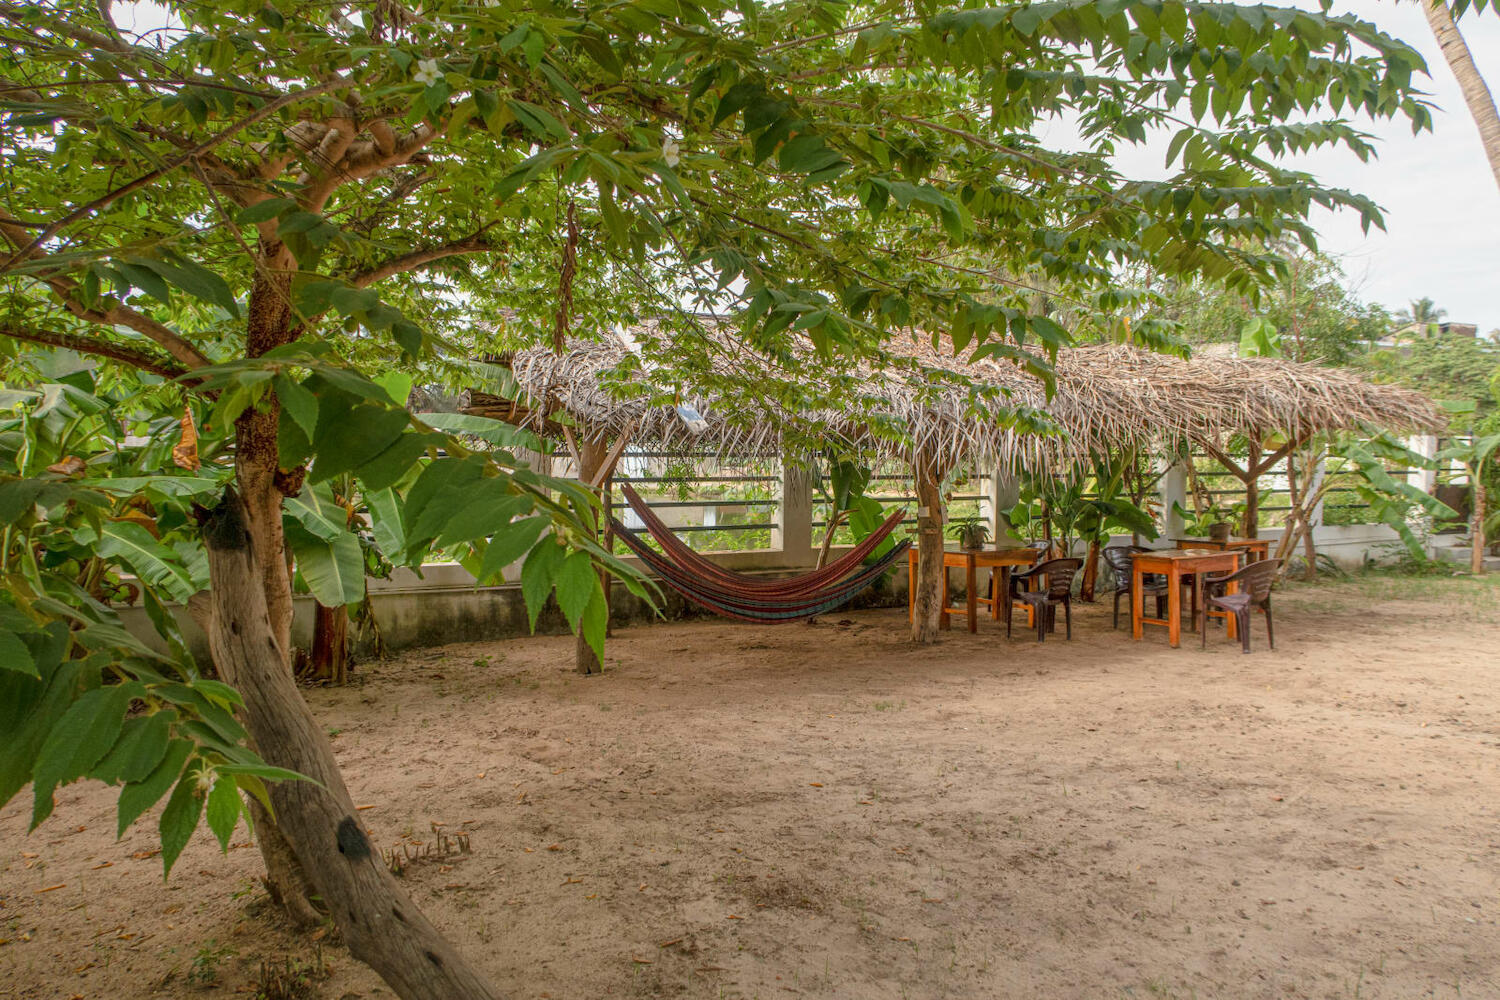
[948,515,991,551]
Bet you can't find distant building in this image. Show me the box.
[1371,321,1477,349]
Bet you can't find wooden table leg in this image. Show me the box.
[966,556,977,634]
[994,566,1008,621]
[1225,567,1239,641]
[1167,566,1182,648]
[1131,564,1144,640]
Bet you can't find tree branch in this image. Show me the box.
[0,322,187,378]
[346,231,496,289]
[0,215,214,368]
[1,79,341,271]
[1199,441,1249,482]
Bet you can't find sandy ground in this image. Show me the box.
[3,574,1500,1000]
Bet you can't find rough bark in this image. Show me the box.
[1079,540,1101,601]
[1423,0,1500,193]
[911,457,948,644]
[310,602,350,684]
[1242,442,1261,539]
[574,437,611,675]
[239,248,298,653]
[201,492,501,1000]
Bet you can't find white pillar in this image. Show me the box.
[1160,457,1189,543]
[778,456,815,566]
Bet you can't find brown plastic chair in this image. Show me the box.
[1200,559,1280,653]
[1007,558,1083,642]
[1103,545,1167,628]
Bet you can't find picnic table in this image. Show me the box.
[1132,548,1242,648]
[1171,536,1272,562]
[907,545,1042,633]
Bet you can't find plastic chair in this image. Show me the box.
[1200,559,1281,653]
[1102,545,1167,629]
[1007,558,1083,642]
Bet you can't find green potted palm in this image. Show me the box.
[948,515,992,552]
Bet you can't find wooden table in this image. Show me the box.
[907,546,1042,633]
[1132,548,1241,647]
[1172,537,1272,562]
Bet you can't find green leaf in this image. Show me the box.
[433,488,527,547]
[365,488,407,557]
[285,482,348,542]
[117,738,193,837]
[553,550,596,631]
[0,627,37,676]
[236,197,297,224]
[520,536,565,631]
[125,256,240,318]
[285,520,365,607]
[582,584,607,666]
[204,775,242,851]
[32,681,143,829]
[476,515,550,582]
[158,768,204,876]
[0,650,81,810]
[96,521,197,603]
[274,375,319,439]
[93,710,173,785]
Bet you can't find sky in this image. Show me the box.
[1091,0,1500,333]
[1314,1,1500,334]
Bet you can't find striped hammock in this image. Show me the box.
[611,484,909,623]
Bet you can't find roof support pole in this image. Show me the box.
[911,451,952,644]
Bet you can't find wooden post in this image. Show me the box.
[1243,440,1261,538]
[911,453,950,644]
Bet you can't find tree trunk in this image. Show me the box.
[911,457,948,644]
[1079,540,1101,601]
[310,602,350,684]
[201,492,501,1000]
[574,437,612,675]
[1242,442,1260,538]
[1423,0,1500,193]
[816,507,847,570]
[1474,480,1488,575]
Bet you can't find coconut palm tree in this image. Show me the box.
[1395,296,1448,339]
[1422,0,1500,192]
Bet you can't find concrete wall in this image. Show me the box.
[123,453,1416,664]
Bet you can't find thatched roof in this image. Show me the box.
[466,326,1444,472]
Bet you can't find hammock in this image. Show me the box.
[610,518,910,623]
[618,483,905,598]
[609,486,909,623]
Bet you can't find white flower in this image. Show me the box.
[483,0,500,6]
[661,137,680,168]
[414,58,441,87]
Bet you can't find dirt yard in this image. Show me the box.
[4,573,1499,1000]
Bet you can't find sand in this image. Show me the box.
[3,574,1498,1000]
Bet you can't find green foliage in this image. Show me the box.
[0,376,305,876]
[1157,247,1389,366]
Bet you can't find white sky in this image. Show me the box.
[1311,1,1500,333]
[1087,1,1500,332]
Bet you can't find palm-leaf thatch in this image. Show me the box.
[467,326,1445,472]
